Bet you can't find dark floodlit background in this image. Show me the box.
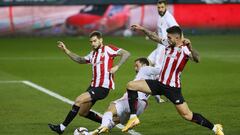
[1,0,240,36]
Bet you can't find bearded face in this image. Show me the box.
[157,3,167,16]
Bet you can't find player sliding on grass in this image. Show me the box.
[91,57,160,135]
[48,31,130,134]
[122,25,224,135]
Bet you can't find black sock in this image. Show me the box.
[85,111,102,123]
[191,112,214,130]
[127,89,138,114]
[62,104,80,127]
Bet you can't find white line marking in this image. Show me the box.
[22,80,74,105]
[0,57,66,60]
[0,80,141,135]
[0,80,23,83]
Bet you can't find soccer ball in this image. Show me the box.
[123,29,133,37]
[73,127,89,135]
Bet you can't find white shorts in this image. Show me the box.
[147,45,165,67]
[113,98,148,125]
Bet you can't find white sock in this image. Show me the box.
[130,114,137,119]
[101,112,113,128]
[212,125,217,133]
[109,120,115,129]
[60,124,66,131]
[155,95,161,99]
[154,95,163,103]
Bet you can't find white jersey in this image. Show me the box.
[159,39,191,88]
[148,10,179,68]
[120,66,160,100]
[157,10,179,41]
[112,66,160,125]
[134,66,160,100]
[134,66,160,81]
[84,45,121,89]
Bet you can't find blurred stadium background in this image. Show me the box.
[0,0,240,135]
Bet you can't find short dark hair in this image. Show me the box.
[89,31,102,38]
[135,57,150,66]
[166,26,183,37]
[157,0,167,5]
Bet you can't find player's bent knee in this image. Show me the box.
[78,111,88,117]
[75,102,81,107]
[127,81,138,90]
[107,103,117,113]
[75,98,84,106]
[107,102,115,109]
[180,112,192,121]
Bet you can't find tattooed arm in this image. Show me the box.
[189,49,200,63]
[109,49,130,74]
[183,38,200,63]
[57,41,87,64]
[131,24,163,44]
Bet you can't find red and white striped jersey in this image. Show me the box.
[159,39,191,88]
[84,45,121,89]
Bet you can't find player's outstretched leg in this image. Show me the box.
[85,111,102,123]
[154,95,166,103]
[48,123,64,134]
[92,111,115,135]
[122,115,140,132]
[191,113,224,135]
[213,124,224,135]
[48,92,92,134]
[48,104,80,134]
[122,89,140,132]
[91,125,110,135]
[176,103,224,135]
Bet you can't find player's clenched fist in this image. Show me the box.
[183,38,192,51]
[131,24,144,31]
[57,41,67,51]
[109,65,119,74]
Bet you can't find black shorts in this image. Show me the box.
[145,80,185,105]
[86,86,110,105]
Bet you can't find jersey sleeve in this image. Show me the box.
[183,46,191,56]
[157,16,162,35]
[134,66,160,81]
[83,51,93,64]
[106,45,122,57]
[149,67,161,76]
[166,11,179,27]
[161,38,169,47]
[134,69,146,81]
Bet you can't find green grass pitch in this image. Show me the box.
[0,35,240,135]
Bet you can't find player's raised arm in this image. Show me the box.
[183,38,200,63]
[57,41,88,64]
[110,49,130,74]
[131,24,163,44]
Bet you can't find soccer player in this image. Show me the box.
[148,0,179,103]
[148,0,179,67]
[122,25,224,135]
[48,31,130,134]
[91,57,160,135]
